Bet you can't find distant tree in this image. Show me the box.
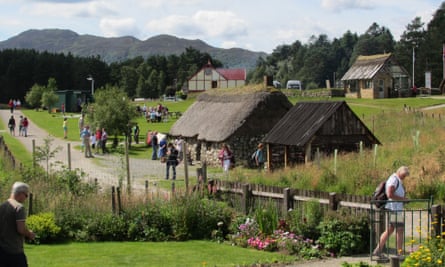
[350,22,395,64]
[86,85,138,147]
[41,90,59,113]
[394,17,426,87]
[421,2,445,87]
[25,84,46,108]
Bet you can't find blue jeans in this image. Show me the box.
[152,145,158,160]
[166,160,176,180]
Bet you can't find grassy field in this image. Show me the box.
[26,241,294,267]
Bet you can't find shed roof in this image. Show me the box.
[341,53,392,81]
[263,101,380,146]
[169,89,292,142]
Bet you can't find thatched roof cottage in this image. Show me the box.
[169,88,293,166]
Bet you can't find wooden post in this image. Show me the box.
[431,204,442,237]
[283,188,292,214]
[196,168,203,184]
[111,186,116,214]
[28,193,33,216]
[329,192,338,211]
[284,145,288,169]
[305,143,312,164]
[32,139,36,169]
[67,143,71,170]
[183,142,189,193]
[202,161,207,185]
[117,187,122,214]
[266,143,271,171]
[241,184,251,215]
[125,136,131,195]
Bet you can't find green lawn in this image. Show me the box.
[26,241,294,267]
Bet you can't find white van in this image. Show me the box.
[286,80,302,90]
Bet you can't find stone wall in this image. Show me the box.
[183,135,265,167]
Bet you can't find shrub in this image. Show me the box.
[26,212,61,244]
[86,213,128,241]
[287,200,323,240]
[317,210,370,256]
[402,236,445,267]
[254,201,278,236]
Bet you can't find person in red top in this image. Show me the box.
[8,99,13,114]
[95,127,102,154]
[22,117,29,137]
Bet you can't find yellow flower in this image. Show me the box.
[437,259,443,264]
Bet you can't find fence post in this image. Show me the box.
[241,184,251,215]
[117,187,122,214]
[329,192,338,211]
[431,204,442,236]
[28,193,33,216]
[283,188,292,214]
[111,186,116,214]
[67,143,71,170]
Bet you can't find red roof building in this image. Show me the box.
[187,61,246,91]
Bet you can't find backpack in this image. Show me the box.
[371,179,399,209]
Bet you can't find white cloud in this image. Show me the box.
[100,17,139,37]
[321,0,374,11]
[145,10,247,45]
[220,40,237,49]
[21,1,116,18]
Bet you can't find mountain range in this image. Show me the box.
[0,29,266,69]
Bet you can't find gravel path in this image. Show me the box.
[0,109,200,192]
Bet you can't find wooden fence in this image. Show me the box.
[215,180,371,216]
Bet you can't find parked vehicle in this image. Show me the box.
[286,80,302,90]
[273,80,281,88]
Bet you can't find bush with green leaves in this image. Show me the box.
[254,201,278,236]
[317,210,370,256]
[26,212,61,244]
[287,200,323,240]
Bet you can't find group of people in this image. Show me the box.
[137,103,170,123]
[218,142,265,173]
[7,99,21,114]
[77,114,108,158]
[7,115,29,137]
[148,132,183,180]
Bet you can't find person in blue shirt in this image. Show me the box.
[254,143,265,171]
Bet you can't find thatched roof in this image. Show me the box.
[263,101,380,146]
[341,53,392,81]
[170,89,292,142]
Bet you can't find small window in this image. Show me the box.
[204,68,212,76]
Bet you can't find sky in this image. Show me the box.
[0,0,443,53]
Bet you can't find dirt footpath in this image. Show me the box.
[0,109,199,192]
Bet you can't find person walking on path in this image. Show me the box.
[0,181,36,267]
[81,125,93,158]
[101,128,108,154]
[134,124,140,144]
[63,118,68,139]
[218,143,233,174]
[165,142,178,180]
[373,166,410,257]
[78,113,84,134]
[22,117,29,137]
[18,116,24,137]
[151,131,158,160]
[8,115,16,136]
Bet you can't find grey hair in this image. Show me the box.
[11,182,30,195]
[397,166,410,176]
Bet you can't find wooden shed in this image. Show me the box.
[169,88,293,166]
[262,101,380,168]
[341,53,410,99]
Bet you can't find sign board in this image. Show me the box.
[425,71,431,89]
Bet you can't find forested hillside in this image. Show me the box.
[248,2,445,90]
